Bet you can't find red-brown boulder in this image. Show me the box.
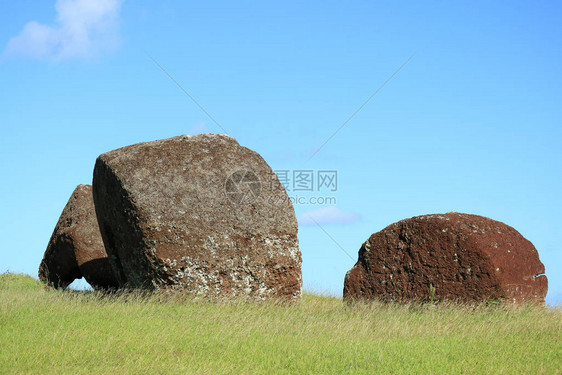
[344,212,547,304]
[38,185,118,289]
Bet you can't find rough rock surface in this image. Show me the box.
[344,212,547,304]
[92,134,301,299]
[39,185,118,289]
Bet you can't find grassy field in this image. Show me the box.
[1,273,560,374]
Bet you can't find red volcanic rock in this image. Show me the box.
[344,212,547,304]
[39,185,118,289]
[92,134,301,299]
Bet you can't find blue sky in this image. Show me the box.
[1,1,560,304]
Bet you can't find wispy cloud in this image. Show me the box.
[188,121,207,135]
[4,0,123,61]
[298,206,361,226]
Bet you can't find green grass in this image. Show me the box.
[1,273,560,374]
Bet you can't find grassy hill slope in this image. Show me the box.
[1,273,560,374]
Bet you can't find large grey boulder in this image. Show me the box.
[93,134,301,299]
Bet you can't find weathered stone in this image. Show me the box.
[344,212,547,304]
[39,185,118,289]
[92,134,301,299]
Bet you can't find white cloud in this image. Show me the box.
[298,206,361,226]
[4,0,123,61]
